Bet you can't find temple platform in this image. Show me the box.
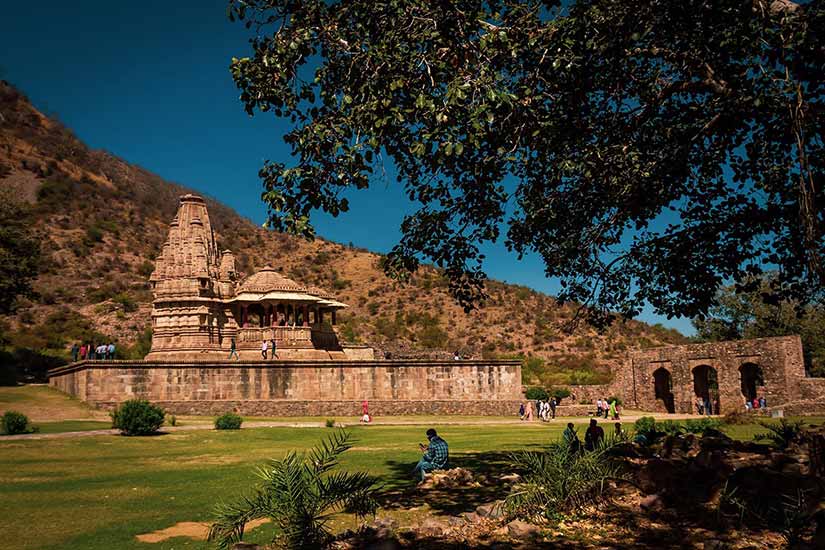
[48,359,523,416]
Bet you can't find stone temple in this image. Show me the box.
[48,195,523,415]
[145,194,366,361]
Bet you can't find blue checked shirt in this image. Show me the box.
[424,436,449,469]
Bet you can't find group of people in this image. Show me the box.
[71,342,116,362]
[695,396,720,415]
[595,398,621,420]
[563,418,623,452]
[744,395,768,411]
[225,337,279,360]
[518,398,558,421]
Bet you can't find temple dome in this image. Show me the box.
[236,266,307,294]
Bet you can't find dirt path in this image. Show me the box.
[0,412,709,441]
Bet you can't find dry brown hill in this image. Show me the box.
[0,81,688,386]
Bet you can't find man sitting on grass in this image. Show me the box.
[412,428,449,482]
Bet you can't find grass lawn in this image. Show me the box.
[3,385,823,549]
[0,423,558,550]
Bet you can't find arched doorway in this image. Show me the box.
[739,363,764,401]
[653,367,675,413]
[692,364,720,414]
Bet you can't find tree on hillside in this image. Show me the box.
[229,0,824,327]
[693,278,825,377]
[0,195,40,314]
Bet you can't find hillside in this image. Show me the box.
[0,81,688,385]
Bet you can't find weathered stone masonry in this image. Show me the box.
[49,359,523,416]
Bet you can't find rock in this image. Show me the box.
[462,511,483,524]
[476,501,505,519]
[419,518,446,538]
[446,515,466,527]
[703,540,729,550]
[640,494,665,512]
[422,467,475,489]
[608,442,642,458]
[500,472,522,483]
[506,519,542,540]
[363,517,398,540]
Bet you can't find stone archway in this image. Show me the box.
[653,367,675,413]
[692,364,720,414]
[739,362,764,401]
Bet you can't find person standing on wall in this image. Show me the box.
[270,338,277,360]
[228,337,239,360]
[261,339,268,360]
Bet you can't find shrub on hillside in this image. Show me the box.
[215,412,243,430]
[111,399,165,436]
[551,387,571,402]
[525,387,549,401]
[1,410,35,435]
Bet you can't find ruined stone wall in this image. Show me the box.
[625,336,806,415]
[49,359,523,416]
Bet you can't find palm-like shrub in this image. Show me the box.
[754,419,803,449]
[504,435,623,521]
[208,429,380,549]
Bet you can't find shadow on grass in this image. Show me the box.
[379,446,543,516]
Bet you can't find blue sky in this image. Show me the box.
[2,0,694,335]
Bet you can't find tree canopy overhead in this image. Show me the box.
[229,0,824,326]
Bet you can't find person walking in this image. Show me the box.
[261,339,268,360]
[518,402,525,420]
[609,399,618,420]
[524,400,534,421]
[596,398,603,417]
[550,397,557,419]
[696,396,704,415]
[70,343,79,362]
[228,337,239,360]
[270,338,277,359]
[107,343,115,360]
[79,343,87,361]
[759,395,767,409]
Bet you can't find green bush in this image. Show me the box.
[633,416,657,438]
[325,418,336,428]
[2,410,35,435]
[111,400,165,436]
[683,418,721,434]
[525,387,549,401]
[215,412,243,430]
[659,420,683,436]
[551,387,571,401]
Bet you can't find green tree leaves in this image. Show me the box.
[229,0,825,326]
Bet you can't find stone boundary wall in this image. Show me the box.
[48,359,523,416]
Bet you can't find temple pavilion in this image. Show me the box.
[145,194,371,360]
